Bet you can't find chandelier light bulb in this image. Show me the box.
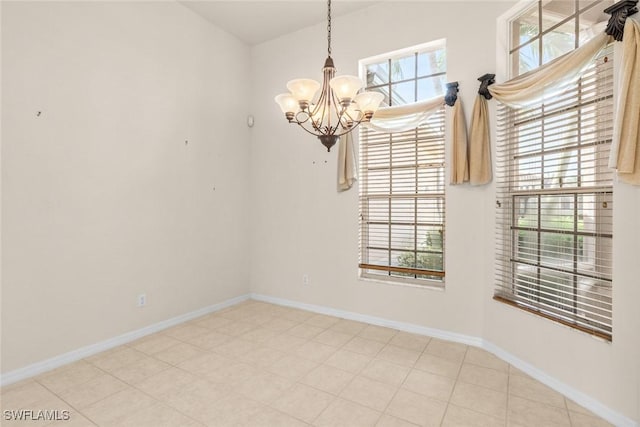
[286,79,321,107]
[329,75,364,105]
[274,93,298,119]
[354,92,385,119]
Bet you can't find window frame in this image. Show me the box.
[495,0,614,340]
[358,40,447,289]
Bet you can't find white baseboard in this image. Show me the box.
[0,293,250,387]
[2,291,636,427]
[251,293,638,427]
[250,293,483,347]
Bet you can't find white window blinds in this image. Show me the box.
[495,45,614,340]
[359,109,446,285]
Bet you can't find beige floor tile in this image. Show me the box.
[458,363,508,393]
[234,371,293,404]
[268,354,319,380]
[325,349,373,374]
[295,340,338,363]
[402,369,455,401]
[450,381,507,420]
[187,330,232,350]
[343,337,386,357]
[162,324,210,342]
[135,367,202,400]
[305,313,340,328]
[279,308,315,323]
[424,339,468,363]
[314,398,382,427]
[129,334,182,355]
[330,319,368,335]
[176,352,231,377]
[388,332,431,352]
[203,360,260,385]
[243,406,310,426]
[157,378,232,413]
[265,333,308,351]
[508,373,566,408]
[287,323,325,339]
[301,364,354,395]
[340,376,397,411]
[507,395,571,427]
[568,411,615,427]
[108,356,170,384]
[509,365,527,377]
[361,359,410,386]
[35,361,103,394]
[107,402,203,427]
[196,393,264,426]
[194,314,232,330]
[1,381,58,410]
[414,353,462,379]
[81,388,157,426]
[262,317,299,332]
[56,374,128,408]
[565,399,594,416]
[240,345,288,369]
[271,383,335,423]
[85,347,147,371]
[217,307,252,321]
[152,342,205,365]
[215,320,258,336]
[464,347,509,372]
[358,325,398,344]
[2,302,615,427]
[314,329,355,347]
[441,403,506,427]
[243,312,277,327]
[376,414,421,427]
[385,388,447,426]
[377,345,421,367]
[211,338,257,358]
[238,327,279,344]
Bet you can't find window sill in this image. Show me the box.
[359,273,445,292]
[493,295,611,342]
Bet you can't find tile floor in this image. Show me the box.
[0,300,614,427]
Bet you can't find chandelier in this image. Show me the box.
[274,0,384,152]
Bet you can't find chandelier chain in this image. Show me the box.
[327,0,332,56]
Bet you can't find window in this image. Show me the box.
[496,0,614,340]
[359,41,447,286]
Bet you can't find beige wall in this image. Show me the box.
[250,0,513,337]
[249,1,639,423]
[1,1,252,372]
[1,0,638,423]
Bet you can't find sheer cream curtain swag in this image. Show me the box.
[338,85,469,191]
[469,2,640,186]
[468,31,612,185]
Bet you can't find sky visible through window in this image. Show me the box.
[364,48,446,106]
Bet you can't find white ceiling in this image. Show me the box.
[179,1,377,45]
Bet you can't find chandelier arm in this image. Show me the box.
[332,120,364,138]
[294,120,332,137]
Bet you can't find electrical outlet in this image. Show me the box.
[302,274,310,286]
[137,294,146,307]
